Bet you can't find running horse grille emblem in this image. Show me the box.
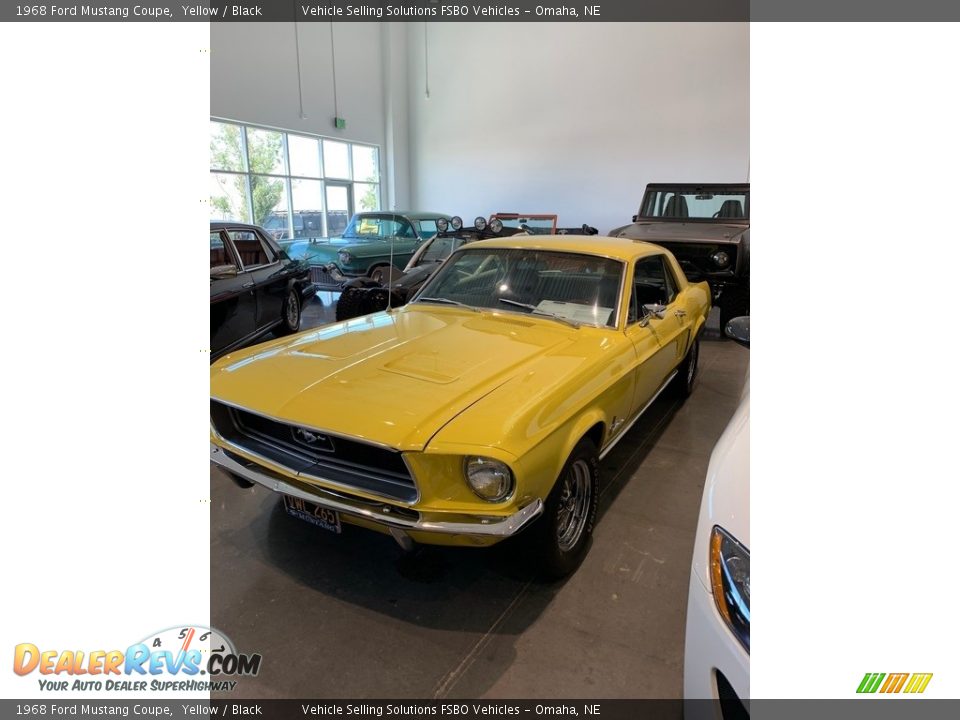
[291,427,335,452]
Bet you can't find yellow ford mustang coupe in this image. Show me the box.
[210,235,710,576]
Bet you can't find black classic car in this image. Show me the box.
[609,183,749,328]
[334,215,599,322]
[210,221,316,361]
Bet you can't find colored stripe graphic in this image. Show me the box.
[857,673,885,693]
[904,673,933,694]
[857,672,932,694]
[880,673,908,693]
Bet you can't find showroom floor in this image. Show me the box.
[210,295,748,700]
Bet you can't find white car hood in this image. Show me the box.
[691,380,750,590]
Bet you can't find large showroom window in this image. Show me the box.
[209,120,381,240]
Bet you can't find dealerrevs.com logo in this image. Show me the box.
[857,672,933,694]
[13,625,261,693]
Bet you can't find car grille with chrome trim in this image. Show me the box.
[210,400,418,503]
[310,265,342,288]
[666,243,738,279]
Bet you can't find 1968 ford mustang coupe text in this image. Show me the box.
[210,236,711,576]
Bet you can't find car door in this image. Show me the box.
[226,228,286,332]
[385,216,420,266]
[210,230,256,357]
[625,255,691,410]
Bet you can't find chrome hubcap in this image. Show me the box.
[556,459,592,552]
[687,342,698,385]
[286,293,298,326]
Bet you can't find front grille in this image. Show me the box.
[310,265,341,288]
[659,242,737,280]
[211,400,417,502]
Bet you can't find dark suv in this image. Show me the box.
[609,183,749,328]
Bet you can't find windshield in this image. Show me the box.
[493,214,558,235]
[417,236,467,265]
[640,188,749,221]
[413,248,623,328]
[342,215,416,242]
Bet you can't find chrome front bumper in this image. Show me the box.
[210,444,543,544]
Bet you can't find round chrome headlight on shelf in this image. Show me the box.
[489,218,504,233]
[474,216,487,231]
[437,218,449,233]
[450,216,463,231]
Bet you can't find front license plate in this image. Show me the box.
[282,495,342,534]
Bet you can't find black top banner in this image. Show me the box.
[4,0,960,21]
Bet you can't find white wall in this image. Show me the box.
[407,23,749,233]
[210,22,411,208]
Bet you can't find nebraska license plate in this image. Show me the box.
[282,495,342,534]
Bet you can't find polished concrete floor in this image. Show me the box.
[211,295,748,699]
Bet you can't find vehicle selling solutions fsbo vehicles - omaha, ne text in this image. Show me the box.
[210,235,710,576]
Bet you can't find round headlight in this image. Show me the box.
[464,456,514,502]
[337,250,353,266]
[474,216,487,231]
[436,218,449,233]
[450,216,463,231]
[712,251,730,268]
[489,218,504,233]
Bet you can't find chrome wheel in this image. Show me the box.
[556,459,592,552]
[687,341,698,387]
[285,291,300,329]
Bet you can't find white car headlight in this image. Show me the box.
[710,526,750,652]
[338,250,353,265]
[463,456,514,502]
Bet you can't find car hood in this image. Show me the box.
[391,263,437,291]
[690,382,750,591]
[609,221,748,245]
[210,306,578,452]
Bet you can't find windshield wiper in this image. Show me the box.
[498,298,580,328]
[416,296,479,311]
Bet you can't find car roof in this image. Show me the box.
[210,221,262,231]
[355,211,450,221]
[462,235,673,262]
[645,183,749,192]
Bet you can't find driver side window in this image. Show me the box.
[629,255,678,323]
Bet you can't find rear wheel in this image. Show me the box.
[673,337,700,398]
[275,288,301,335]
[527,438,599,578]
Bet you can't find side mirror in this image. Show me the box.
[725,316,750,347]
[639,303,666,326]
[631,214,639,222]
[643,303,666,319]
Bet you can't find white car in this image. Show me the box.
[684,320,749,716]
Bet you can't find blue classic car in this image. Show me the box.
[284,211,451,287]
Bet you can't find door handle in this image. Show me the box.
[241,281,255,289]
[675,309,687,318]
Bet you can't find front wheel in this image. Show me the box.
[527,439,599,578]
[275,288,301,335]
